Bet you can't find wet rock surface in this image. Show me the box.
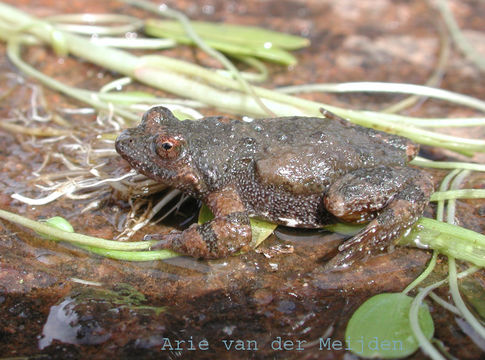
[0,0,484,358]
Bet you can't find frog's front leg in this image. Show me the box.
[324,166,433,269]
[150,187,252,259]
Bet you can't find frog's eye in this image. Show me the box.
[161,141,173,151]
[154,135,184,160]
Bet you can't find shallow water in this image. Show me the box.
[1,0,484,359]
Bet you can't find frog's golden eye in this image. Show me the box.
[154,135,183,160]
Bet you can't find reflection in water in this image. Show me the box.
[38,297,110,349]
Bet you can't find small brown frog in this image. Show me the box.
[116,107,433,268]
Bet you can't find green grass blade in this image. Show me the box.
[0,209,154,251]
[403,218,485,267]
[145,19,309,50]
[145,22,298,65]
[78,244,179,261]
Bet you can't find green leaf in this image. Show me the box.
[145,19,310,50]
[198,204,276,249]
[323,222,363,236]
[170,109,196,121]
[145,20,301,65]
[78,244,179,261]
[38,216,74,240]
[345,293,434,358]
[248,217,277,248]
[198,203,215,224]
[400,218,485,267]
[50,29,69,57]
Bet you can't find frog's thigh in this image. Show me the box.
[154,187,252,259]
[324,166,433,268]
[325,166,423,223]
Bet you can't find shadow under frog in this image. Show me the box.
[115,107,433,268]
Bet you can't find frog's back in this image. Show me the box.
[186,114,416,197]
[231,115,414,171]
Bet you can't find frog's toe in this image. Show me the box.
[151,239,171,249]
[147,232,179,249]
[322,248,358,271]
[144,233,165,241]
[322,225,379,271]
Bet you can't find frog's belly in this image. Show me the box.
[244,191,335,228]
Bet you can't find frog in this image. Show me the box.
[115,106,433,268]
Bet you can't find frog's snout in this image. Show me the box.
[115,129,140,160]
[115,130,130,155]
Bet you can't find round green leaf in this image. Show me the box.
[345,293,434,358]
[37,216,74,240]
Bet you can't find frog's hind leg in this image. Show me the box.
[323,166,433,269]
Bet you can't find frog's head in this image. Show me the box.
[115,106,204,194]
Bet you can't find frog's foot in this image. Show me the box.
[148,212,251,259]
[151,187,252,259]
[324,166,433,270]
[149,212,251,259]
